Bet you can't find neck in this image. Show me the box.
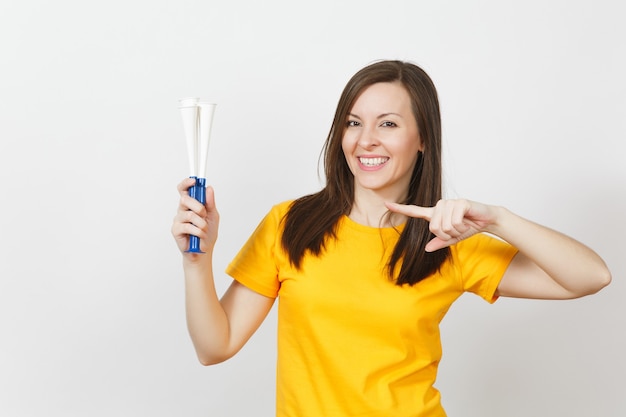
[349,189,407,227]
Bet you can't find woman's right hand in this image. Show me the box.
[172,178,275,365]
[171,177,220,259]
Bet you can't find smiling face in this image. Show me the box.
[341,81,423,202]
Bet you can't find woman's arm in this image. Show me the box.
[386,200,611,300]
[172,178,275,365]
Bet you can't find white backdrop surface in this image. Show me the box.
[0,1,624,416]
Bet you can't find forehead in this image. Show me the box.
[350,82,412,114]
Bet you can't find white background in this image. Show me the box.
[1,1,624,416]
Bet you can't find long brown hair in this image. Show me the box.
[281,60,450,286]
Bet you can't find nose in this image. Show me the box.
[357,125,379,149]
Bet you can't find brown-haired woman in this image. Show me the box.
[172,60,611,417]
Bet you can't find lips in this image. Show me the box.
[358,156,389,167]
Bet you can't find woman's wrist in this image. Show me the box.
[483,205,514,238]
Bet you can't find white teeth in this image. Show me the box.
[359,157,388,166]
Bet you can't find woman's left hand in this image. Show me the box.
[385,199,499,252]
[387,199,611,299]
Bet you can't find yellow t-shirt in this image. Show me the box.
[226,201,518,417]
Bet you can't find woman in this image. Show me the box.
[171,60,611,417]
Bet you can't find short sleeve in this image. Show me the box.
[225,202,291,298]
[452,233,519,303]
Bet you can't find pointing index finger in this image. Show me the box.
[385,202,433,221]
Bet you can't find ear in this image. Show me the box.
[416,132,424,152]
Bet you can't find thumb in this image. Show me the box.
[425,236,457,252]
[205,186,218,211]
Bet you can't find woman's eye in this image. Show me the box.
[381,121,397,127]
[346,120,360,127]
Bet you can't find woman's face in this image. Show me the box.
[342,81,422,201]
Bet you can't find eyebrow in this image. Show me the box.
[348,112,404,119]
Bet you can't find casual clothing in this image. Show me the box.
[226,200,518,417]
